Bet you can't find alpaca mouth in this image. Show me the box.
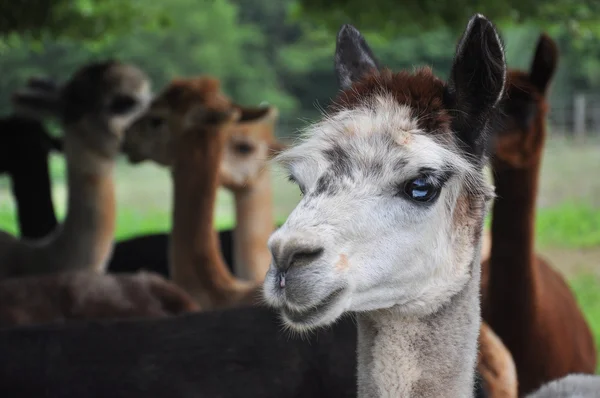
[281,287,345,327]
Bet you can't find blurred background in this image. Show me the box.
[0,0,598,365]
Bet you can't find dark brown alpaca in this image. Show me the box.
[0,270,199,327]
[0,114,62,239]
[481,34,597,395]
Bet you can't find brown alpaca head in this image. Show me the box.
[124,76,240,158]
[12,61,152,160]
[219,105,287,191]
[121,79,287,190]
[493,34,559,170]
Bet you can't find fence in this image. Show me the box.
[275,93,600,141]
[549,93,600,140]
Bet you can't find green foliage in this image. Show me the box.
[296,0,600,37]
[0,0,169,41]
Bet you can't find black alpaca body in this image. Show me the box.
[108,224,284,278]
[0,114,61,240]
[109,230,235,276]
[0,306,355,398]
[0,305,486,398]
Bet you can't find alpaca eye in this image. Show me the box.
[108,94,138,115]
[403,177,440,203]
[234,142,255,155]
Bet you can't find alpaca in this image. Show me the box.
[0,70,506,398]
[477,322,518,398]
[480,33,597,395]
[0,76,235,277]
[0,270,199,327]
[263,14,505,397]
[221,105,286,281]
[0,301,506,397]
[0,114,62,239]
[0,61,152,278]
[124,76,259,309]
[115,103,285,282]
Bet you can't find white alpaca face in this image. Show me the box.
[264,95,487,330]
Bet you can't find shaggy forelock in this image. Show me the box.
[275,92,490,203]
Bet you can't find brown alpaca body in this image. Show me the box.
[481,35,597,395]
[126,77,262,310]
[0,271,199,327]
[121,103,285,284]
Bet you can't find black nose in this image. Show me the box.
[272,243,324,271]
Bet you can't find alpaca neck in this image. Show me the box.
[169,130,243,309]
[356,256,482,397]
[48,136,116,272]
[232,168,274,281]
[10,154,58,239]
[488,154,541,318]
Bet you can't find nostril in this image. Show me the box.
[288,247,324,269]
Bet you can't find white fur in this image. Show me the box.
[264,94,484,330]
[526,374,600,398]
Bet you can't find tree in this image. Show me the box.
[0,0,167,41]
[295,0,600,37]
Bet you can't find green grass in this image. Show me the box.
[568,273,600,373]
[536,202,600,248]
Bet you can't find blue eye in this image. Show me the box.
[403,177,440,203]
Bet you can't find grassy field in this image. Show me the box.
[0,134,599,369]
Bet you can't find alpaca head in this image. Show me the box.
[493,34,558,169]
[124,76,240,158]
[263,15,505,332]
[219,105,287,191]
[11,61,151,163]
[121,78,286,190]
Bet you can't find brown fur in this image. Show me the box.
[145,77,262,309]
[478,322,519,398]
[0,271,199,327]
[480,34,597,395]
[332,67,453,143]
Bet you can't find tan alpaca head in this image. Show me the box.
[121,82,287,190]
[263,16,505,332]
[219,105,287,191]
[12,61,152,162]
[124,76,240,155]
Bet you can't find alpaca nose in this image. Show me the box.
[269,237,324,272]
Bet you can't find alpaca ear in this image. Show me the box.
[334,24,380,90]
[11,88,62,121]
[529,33,559,94]
[236,105,277,124]
[445,14,507,159]
[184,106,240,129]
